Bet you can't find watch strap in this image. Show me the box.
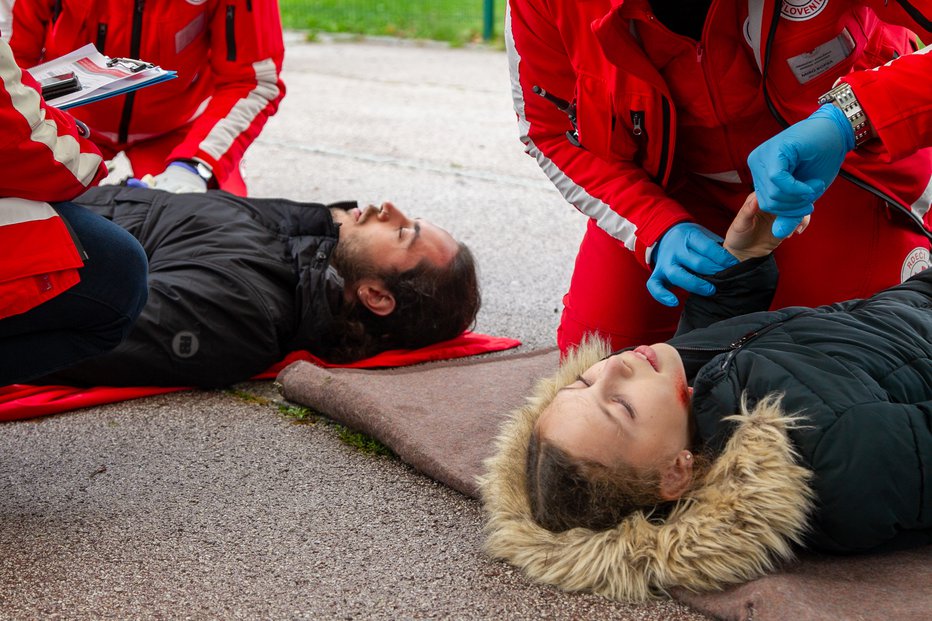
[818,83,873,149]
[174,159,213,182]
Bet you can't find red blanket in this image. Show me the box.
[0,332,520,421]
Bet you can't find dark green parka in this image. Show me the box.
[669,256,932,553]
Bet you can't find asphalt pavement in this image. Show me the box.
[0,34,710,620]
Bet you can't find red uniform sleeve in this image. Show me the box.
[0,39,106,201]
[507,0,691,268]
[166,0,286,184]
[842,46,932,162]
[7,0,52,67]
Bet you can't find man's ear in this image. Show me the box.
[658,450,695,501]
[355,278,396,316]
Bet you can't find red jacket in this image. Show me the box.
[0,37,106,319]
[10,0,286,186]
[506,0,932,267]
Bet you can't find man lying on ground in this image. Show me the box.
[37,186,480,388]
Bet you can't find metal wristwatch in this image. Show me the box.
[818,83,874,148]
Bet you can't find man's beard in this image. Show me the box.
[329,236,380,288]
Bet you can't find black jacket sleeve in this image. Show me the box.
[675,254,779,336]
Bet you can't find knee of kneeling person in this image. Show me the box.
[106,235,149,337]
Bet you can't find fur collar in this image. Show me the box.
[478,340,814,601]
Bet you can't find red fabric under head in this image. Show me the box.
[0,331,521,421]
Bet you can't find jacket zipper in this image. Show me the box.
[226,5,237,61]
[117,0,145,145]
[677,320,785,371]
[532,85,580,147]
[96,23,108,54]
[896,0,932,31]
[630,111,644,137]
[656,95,672,184]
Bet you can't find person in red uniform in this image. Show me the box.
[506,0,932,354]
[0,36,147,384]
[9,0,286,195]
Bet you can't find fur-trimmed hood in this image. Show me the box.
[478,340,815,602]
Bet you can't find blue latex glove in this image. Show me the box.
[747,103,855,238]
[125,177,149,188]
[646,222,739,307]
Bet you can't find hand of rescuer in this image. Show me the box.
[148,161,208,193]
[647,222,739,307]
[747,103,855,238]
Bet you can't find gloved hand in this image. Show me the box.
[747,103,855,238]
[125,176,152,188]
[647,222,739,307]
[149,160,208,193]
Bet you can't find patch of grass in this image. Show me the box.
[278,403,317,423]
[227,388,271,406]
[279,0,506,45]
[277,403,393,457]
[333,424,394,457]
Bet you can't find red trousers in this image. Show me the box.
[558,179,931,354]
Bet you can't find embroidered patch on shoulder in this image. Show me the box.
[901,247,931,282]
[781,0,830,21]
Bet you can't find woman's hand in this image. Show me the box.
[724,193,810,261]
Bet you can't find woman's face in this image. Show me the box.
[537,344,692,470]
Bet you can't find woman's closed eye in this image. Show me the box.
[614,397,636,419]
[575,374,634,418]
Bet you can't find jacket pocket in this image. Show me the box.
[574,73,614,158]
[609,87,664,171]
[609,100,649,164]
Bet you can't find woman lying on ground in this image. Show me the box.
[480,194,931,601]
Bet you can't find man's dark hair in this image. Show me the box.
[317,242,481,363]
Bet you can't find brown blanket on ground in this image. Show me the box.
[276,349,932,621]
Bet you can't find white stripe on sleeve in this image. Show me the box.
[506,3,638,252]
[0,40,103,187]
[197,58,281,162]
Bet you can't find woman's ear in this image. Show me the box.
[355,279,396,316]
[658,450,695,501]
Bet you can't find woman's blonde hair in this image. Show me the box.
[525,428,666,531]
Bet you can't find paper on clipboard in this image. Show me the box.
[26,43,176,109]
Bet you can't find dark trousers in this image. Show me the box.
[0,202,148,384]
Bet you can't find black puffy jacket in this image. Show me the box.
[668,256,932,553]
[46,186,347,388]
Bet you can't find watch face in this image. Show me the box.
[194,162,212,181]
